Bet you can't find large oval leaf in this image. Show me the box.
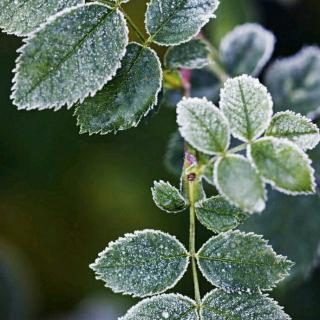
[120,294,198,320]
[264,46,320,115]
[248,137,316,195]
[0,0,84,36]
[201,289,290,320]
[12,3,128,110]
[75,43,162,134]
[90,230,189,297]
[214,154,266,213]
[177,97,230,155]
[145,0,220,46]
[220,75,273,142]
[197,230,293,292]
[195,196,249,233]
[265,111,320,150]
[220,23,275,77]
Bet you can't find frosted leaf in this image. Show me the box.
[164,39,211,70]
[220,23,275,77]
[195,196,249,233]
[152,180,187,213]
[0,0,84,36]
[220,75,273,142]
[248,137,316,195]
[145,0,220,46]
[197,230,293,292]
[214,155,266,213]
[90,230,189,297]
[264,46,320,115]
[201,289,291,320]
[120,294,198,320]
[75,43,162,134]
[266,111,320,150]
[177,97,230,155]
[12,3,128,111]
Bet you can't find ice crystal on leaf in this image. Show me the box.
[197,230,293,293]
[12,3,128,111]
[90,230,189,297]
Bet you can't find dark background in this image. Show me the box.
[0,0,320,319]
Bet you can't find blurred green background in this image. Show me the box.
[1,0,320,319]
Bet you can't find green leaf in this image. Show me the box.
[75,43,162,134]
[197,230,293,292]
[265,111,320,151]
[220,23,275,77]
[12,3,128,110]
[195,196,249,233]
[145,0,220,46]
[220,75,273,142]
[120,294,198,320]
[90,230,189,297]
[201,289,290,320]
[248,137,316,195]
[0,0,84,36]
[164,39,211,69]
[214,155,266,213]
[152,181,187,213]
[264,46,320,115]
[177,97,230,155]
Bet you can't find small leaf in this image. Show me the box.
[152,181,187,213]
[214,154,266,213]
[120,294,198,320]
[90,230,189,297]
[248,137,316,195]
[195,196,249,233]
[145,0,220,46]
[0,0,84,36]
[177,97,230,155]
[201,289,291,320]
[12,3,128,110]
[220,75,273,142]
[164,39,211,69]
[220,23,275,77]
[264,46,320,115]
[265,111,320,150]
[197,230,293,292]
[75,43,162,134]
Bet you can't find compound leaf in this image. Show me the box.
[145,0,220,46]
[75,43,162,134]
[12,3,128,110]
[177,97,230,155]
[164,39,211,69]
[90,230,189,297]
[201,289,291,320]
[265,46,320,115]
[220,75,273,142]
[248,137,316,195]
[0,0,84,36]
[195,196,249,233]
[120,294,198,320]
[214,155,266,213]
[265,111,320,150]
[197,230,293,292]
[220,23,275,77]
[152,181,187,213]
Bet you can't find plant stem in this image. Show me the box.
[121,10,146,43]
[188,177,202,306]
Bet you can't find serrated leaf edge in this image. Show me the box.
[247,136,316,196]
[11,2,129,111]
[89,229,190,298]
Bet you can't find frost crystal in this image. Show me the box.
[12,3,128,110]
[90,230,189,297]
